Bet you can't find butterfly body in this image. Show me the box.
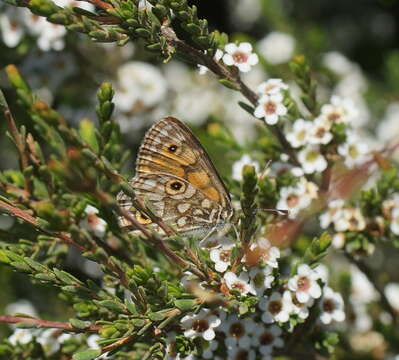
[117,117,233,240]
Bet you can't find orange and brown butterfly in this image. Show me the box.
[117,117,234,242]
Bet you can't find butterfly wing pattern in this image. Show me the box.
[117,117,234,239]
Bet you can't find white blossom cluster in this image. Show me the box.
[0,1,94,51]
[173,239,345,359]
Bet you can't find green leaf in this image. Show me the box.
[218,78,239,90]
[79,119,99,153]
[174,299,197,311]
[238,101,255,116]
[72,349,102,360]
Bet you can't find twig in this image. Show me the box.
[345,252,398,325]
[0,314,101,332]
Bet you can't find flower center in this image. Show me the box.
[348,145,359,159]
[297,130,306,141]
[328,111,341,122]
[229,322,245,338]
[232,51,248,63]
[268,300,282,314]
[297,276,311,291]
[260,331,274,345]
[253,273,265,287]
[264,101,277,115]
[305,150,318,162]
[220,250,231,262]
[315,127,326,138]
[235,349,250,360]
[232,281,246,293]
[287,193,299,208]
[323,299,336,313]
[192,319,210,333]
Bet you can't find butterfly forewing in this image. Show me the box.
[117,117,233,237]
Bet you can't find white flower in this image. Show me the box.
[219,315,255,349]
[385,283,399,311]
[251,324,284,355]
[323,51,354,77]
[36,329,60,355]
[313,264,329,283]
[8,328,38,345]
[0,10,24,47]
[257,79,288,96]
[254,93,287,125]
[114,61,167,111]
[334,207,366,232]
[5,299,38,318]
[53,0,95,10]
[298,145,328,174]
[198,49,223,75]
[257,32,296,65]
[224,271,256,296]
[288,264,322,303]
[337,132,369,168]
[382,194,399,219]
[277,182,312,219]
[319,95,358,124]
[249,266,275,296]
[87,335,109,359]
[242,237,280,268]
[259,291,293,323]
[290,292,314,320]
[390,207,399,235]
[319,287,345,324]
[222,42,259,72]
[210,240,234,273]
[332,232,346,249]
[319,199,344,229]
[232,154,260,181]
[377,102,399,148]
[350,265,379,305]
[180,308,222,341]
[79,205,107,238]
[308,117,333,145]
[286,118,312,148]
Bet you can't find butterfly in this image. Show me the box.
[117,117,234,244]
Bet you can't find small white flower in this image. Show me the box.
[319,95,358,124]
[8,328,38,345]
[308,117,333,145]
[180,308,222,341]
[277,181,312,219]
[390,207,399,235]
[259,291,293,323]
[114,61,167,111]
[36,329,60,355]
[257,78,288,96]
[257,32,296,65]
[242,237,280,268]
[251,324,284,355]
[332,232,346,249]
[219,315,255,349]
[290,292,314,320]
[298,145,328,174]
[320,287,345,324]
[385,283,399,311]
[288,264,322,303]
[210,240,235,273]
[350,265,379,305]
[254,93,287,125]
[232,154,260,181]
[198,49,223,75]
[319,199,345,229]
[0,10,24,47]
[80,205,107,238]
[87,334,109,359]
[286,118,312,148]
[5,299,38,318]
[313,264,329,283]
[249,266,275,296]
[222,42,259,72]
[334,207,366,232]
[382,194,399,219]
[224,271,256,296]
[338,132,369,168]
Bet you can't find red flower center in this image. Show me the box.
[232,51,248,63]
[268,300,282,314]
[192,319,210,333]
[260,331,274,345]
[229,322,245,338]
[297,276,311,291]
[264,101,277,115]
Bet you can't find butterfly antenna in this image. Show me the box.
[259,159,273,179]
[255,208,290,216]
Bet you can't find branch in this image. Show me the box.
[0,315,101,332]
[160,23,301,167]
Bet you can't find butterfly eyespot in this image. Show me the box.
[135,211,152,224]
[167,144,178,153]
[165,179,186,195]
